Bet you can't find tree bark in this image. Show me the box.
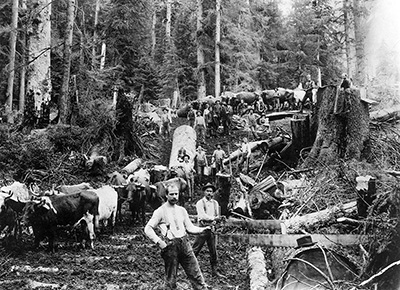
[215,0,221,98]
[92,0,100,68]
[19,0,27,113]
[303,86,369,167]
[27,0,52,123]
[151,2,157,59]
[6,0,19,123]
[343,0,351,77]
[166,0,172,46]
[353,0,365,87]
[196,0,206,99]
[58,0,75,124]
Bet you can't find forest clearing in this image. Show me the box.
[1,0,400,289]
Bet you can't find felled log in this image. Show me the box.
[370,105,400,122]
[284,201,358,233]
[247,247,271,290]
[169,125,196,169]
[121,158,143,175]
[223,138,283,165]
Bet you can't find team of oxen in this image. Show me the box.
[0,165,186,252]
[221,87,317,112]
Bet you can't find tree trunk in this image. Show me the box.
[100,42,106,69]
[58,0,75,124]
[166,0,172,46]
[19,0,27,113]
[151,3,157,59]
[169,125,197,169]
[353,0,365,87]
[303,86,369,167]
[92,0,100,68]
[343,0,351,77]
[290,114,312,159]
[27,0,52,123]
[196,0,206,99]
[6,0,19,123]
[215,0,221,98]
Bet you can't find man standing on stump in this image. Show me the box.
[144,185,211,290]
[193,183,226,279]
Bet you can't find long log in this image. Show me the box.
[220,234,368,247]
[247,247,272,290]
[284,201,358,233]
[370,105,400,122]
[223,137,283,165]
[169,125,196,169]
[221,200,358,233]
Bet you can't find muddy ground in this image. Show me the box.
[0,116,291,290]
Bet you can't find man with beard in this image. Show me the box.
[144,185,211,290]
[193,183,226,278]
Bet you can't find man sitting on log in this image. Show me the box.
[193,183,226,278]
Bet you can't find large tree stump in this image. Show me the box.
[304,86,369,167]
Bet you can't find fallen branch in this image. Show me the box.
[353,260,400,289]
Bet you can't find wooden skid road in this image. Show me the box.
[219,234,369,247]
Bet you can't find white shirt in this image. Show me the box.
[145,202,203,244]
[196,197,220,224]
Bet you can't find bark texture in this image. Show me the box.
[27,0,52,114]
[304,86,369,167]
[247,247,271,290]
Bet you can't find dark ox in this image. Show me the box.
[23,191,99,252]
[108,171,149,225]
[148,177,188,210]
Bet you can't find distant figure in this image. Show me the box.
[211,144,227,176]
[160,107,172,140]
[194,111,207,144]
[247,107,259,140]
[238,137,251,173]
[182,154,195,200]
[177,147,187,163]
[187,105,196,127]
[340,73,351,91]
[194,146,208,185]
[303,74,316,90]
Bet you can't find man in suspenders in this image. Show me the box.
[193,183,226,278]
[144,185,211,290]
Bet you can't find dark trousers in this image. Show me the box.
[161,237,207,290]
[192,230,217,267]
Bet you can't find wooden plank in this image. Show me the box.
[219,234,369,247]
[225,218,282,231]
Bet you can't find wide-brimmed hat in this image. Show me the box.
[295,235,316,249]
[202,183,216,191]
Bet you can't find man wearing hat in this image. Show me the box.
[160,107,172,140]
[144,184,211,290]
[193,183,226,278]
[211,144,227,178]
[194,146,209,185]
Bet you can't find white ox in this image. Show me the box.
[92,185,118,232]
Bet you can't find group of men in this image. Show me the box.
[144,182,225,289]
[187,100,233,143]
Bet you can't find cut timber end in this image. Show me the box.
[169,125,196,169]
